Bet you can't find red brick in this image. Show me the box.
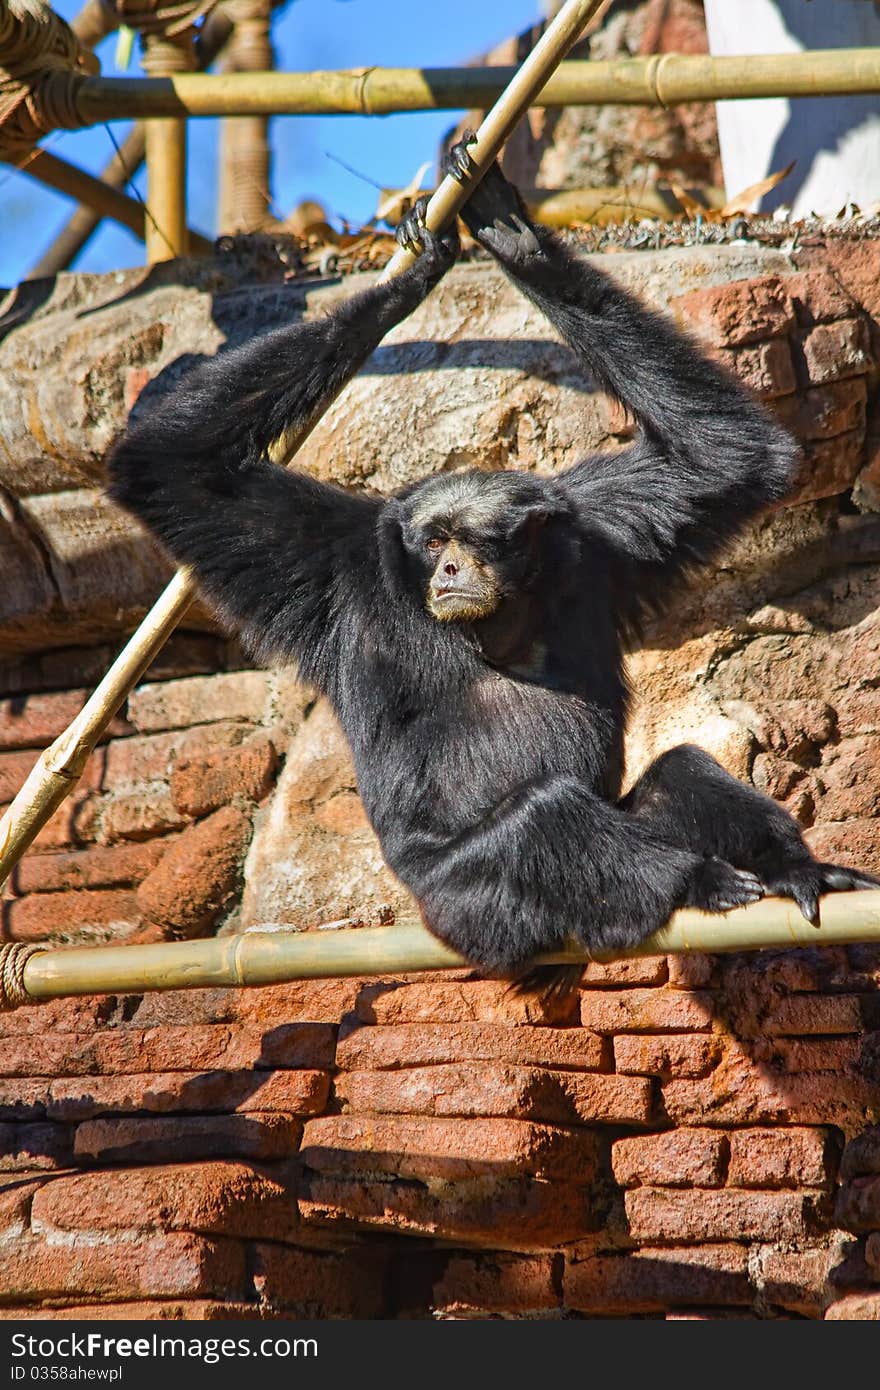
[825,1292,880,1319]
[835,1176,880,1231]
[28,793,101,851]
[136,805,252,936]
[335,1063,653,1125]
[74,1113,302,1163]
[841,1127,880,1179]
[356,979,578,1026]
[805,819,880,874]
[31,1161,298,1240]
[612,1129,727,1188]
[252,1243,385,1317]
[11,841,167,896]
[0,1233,245,1304]
[786,269,858,324]
[234,978,366,1026]
[128,672,270,733]
[720,338,797,397]
[580,988,713,1033]
[775,378,867,441]
[663,1051,880,1133]
[0,1122,73,1171]
[0,994,115,1036]
[802,318,873,384]
[580,956,667,987]
[764,1038,861,1074]
[0,1302,260,1320]
[2,888,140,942]
[0,690,131,753]
[613,1033,719,1079]
[301,1114,602,1182]
[300,1174,596,1249]
[672,276,796,347]
[728,1127,833,1188]
[566,1244,750,1314]
[836,693,880,739]
[336,1021,606,1072]
[755,1246,838,1317]
[0,1178,46,1236]
[37,1068,329,1121]
[760,994,863,1036]
[101,791,189,842]
[624,1188,822,1244]
[102,731,183,788]
[788,430,864,504]
[432,1253,559,1317]
[667,954,716,989]
[171,736,277,817]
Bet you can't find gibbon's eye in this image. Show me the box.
[426,537,445,554]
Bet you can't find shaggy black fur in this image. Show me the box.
[107,155,879,981]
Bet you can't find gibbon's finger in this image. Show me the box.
[791,885,821,928]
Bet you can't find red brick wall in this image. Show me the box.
[1,242,880,1318]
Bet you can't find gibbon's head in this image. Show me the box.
[396,470,570,624]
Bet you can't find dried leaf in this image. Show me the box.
[375,162,431,225]
[720,161,795,217]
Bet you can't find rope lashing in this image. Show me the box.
[0,0,98,162]
[0,942,42,1011]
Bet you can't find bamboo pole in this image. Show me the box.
[12,148,213,254]
[0,0,611,892]
[15,891,880,1005]
[72,48,880,124]
[144,115,189,261]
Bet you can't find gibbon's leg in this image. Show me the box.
[622,744,880,925]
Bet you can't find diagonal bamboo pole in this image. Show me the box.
[14,891,880,1005]
[0,0,612,892]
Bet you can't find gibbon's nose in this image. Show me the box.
[443,561,459,577]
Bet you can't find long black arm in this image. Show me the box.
[108,220,457,682]
[452,155,800,627]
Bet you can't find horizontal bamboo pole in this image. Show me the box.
[19,891,880,1002]
[13,148,213,255]
[0,0,609,892]
[73,49,880,124]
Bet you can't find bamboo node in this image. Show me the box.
[645,52,672,110]
[354,65,377,116]
[0,943,42,1011]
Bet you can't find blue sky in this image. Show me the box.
[1,0,541,284]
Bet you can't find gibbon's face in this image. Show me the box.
[399,471,561,624]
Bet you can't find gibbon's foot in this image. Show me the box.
[510,962,584,1004]
[685,856,765,914]
[395,195,459,274]
[442,138,540,266]
[764,859,880,928]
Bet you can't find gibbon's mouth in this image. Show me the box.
[433,587,485,602]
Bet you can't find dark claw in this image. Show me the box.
[443,129,479,184]
[820,863,880,893]
[395,194,430,256]
[793,887,821,928]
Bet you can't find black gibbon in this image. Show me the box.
[107,143,879,985]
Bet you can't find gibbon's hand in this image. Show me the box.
[395,195,460,286]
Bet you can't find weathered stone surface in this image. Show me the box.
[241,699,412,930]
[74,1113,302,1163]
[0,1233,245,1304]
[252,1243,385,1317]
[580,988,714,1033]
[354,978,578,1026]
[336,1064,653,1126]
[300,1173,597,1250]
[136,805,252,936]
[31,1162,298,1241]
[566,1244,750,1314]
[671,275,795,347]
[727,1128,834,1189]
[624,1188,823,1244]
[301,1115,602,1182]
[613,1033,719,1079]
[170,735,277,817]
[612,1129,727,1188]
[336,1021,606,1072]
[431,1253,559,1317]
